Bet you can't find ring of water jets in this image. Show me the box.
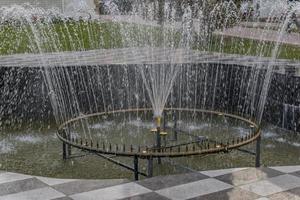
[57,108,261,158]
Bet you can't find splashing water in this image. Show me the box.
[139,64,181,117]
[112,1,195,118]
[64,0,97,20]
[0,0,298,135]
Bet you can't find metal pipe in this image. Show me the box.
[255,134,261,167]
[67,131,71,157]
[147,157,153,177]
[163,111,167,130]
[57,108,261,158]
[134,155,139,180]
[94,153,147,178]
[63,142,67,160]
[62,130,68,160]
[155,117,162,164]
[157,127,162,164]
[173,111,178,141]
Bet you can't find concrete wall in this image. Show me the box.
[251,0,300,18]
[0,0,64,11]
[0,0,96,13]
[0,63,299,132]
[258,0,289,18]
[64,0,95,11]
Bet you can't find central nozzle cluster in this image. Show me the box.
[155,116,161,128]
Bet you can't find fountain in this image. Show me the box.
[0,0,299,180]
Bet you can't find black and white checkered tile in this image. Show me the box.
[0,166,300,200]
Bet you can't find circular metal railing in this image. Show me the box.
[57,108,261,159]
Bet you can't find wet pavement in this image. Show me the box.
[0,166,300,199]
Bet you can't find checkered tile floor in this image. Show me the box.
[0,166,300,200]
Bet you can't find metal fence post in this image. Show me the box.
[148,157,153,177]
[255,134,261,167]
[134,155,139,181]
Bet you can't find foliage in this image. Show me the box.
[0,20,299,60]
[206,35,300,60]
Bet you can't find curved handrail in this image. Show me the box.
[57,108,261,158]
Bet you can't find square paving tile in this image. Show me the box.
[52,197,73,200]
[267,191,300,200]
[0,177,47,196]
[156,178,233,200]
[216,168,283,186]
[200,168,248,178]
[0,172,32,185]
[187,187,260,200]
[35,176,77,186]
[120,192,170,200]
[270,165,300,174]
[70,182,151,200]
[239,174,300,196]
[267,187,300,200]
[137,172,209,190]
[292,171,300,178]
[53,179,128,196]
[289,187,300,196]
[0,187,65,200]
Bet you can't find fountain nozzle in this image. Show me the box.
[155,116,161,128]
